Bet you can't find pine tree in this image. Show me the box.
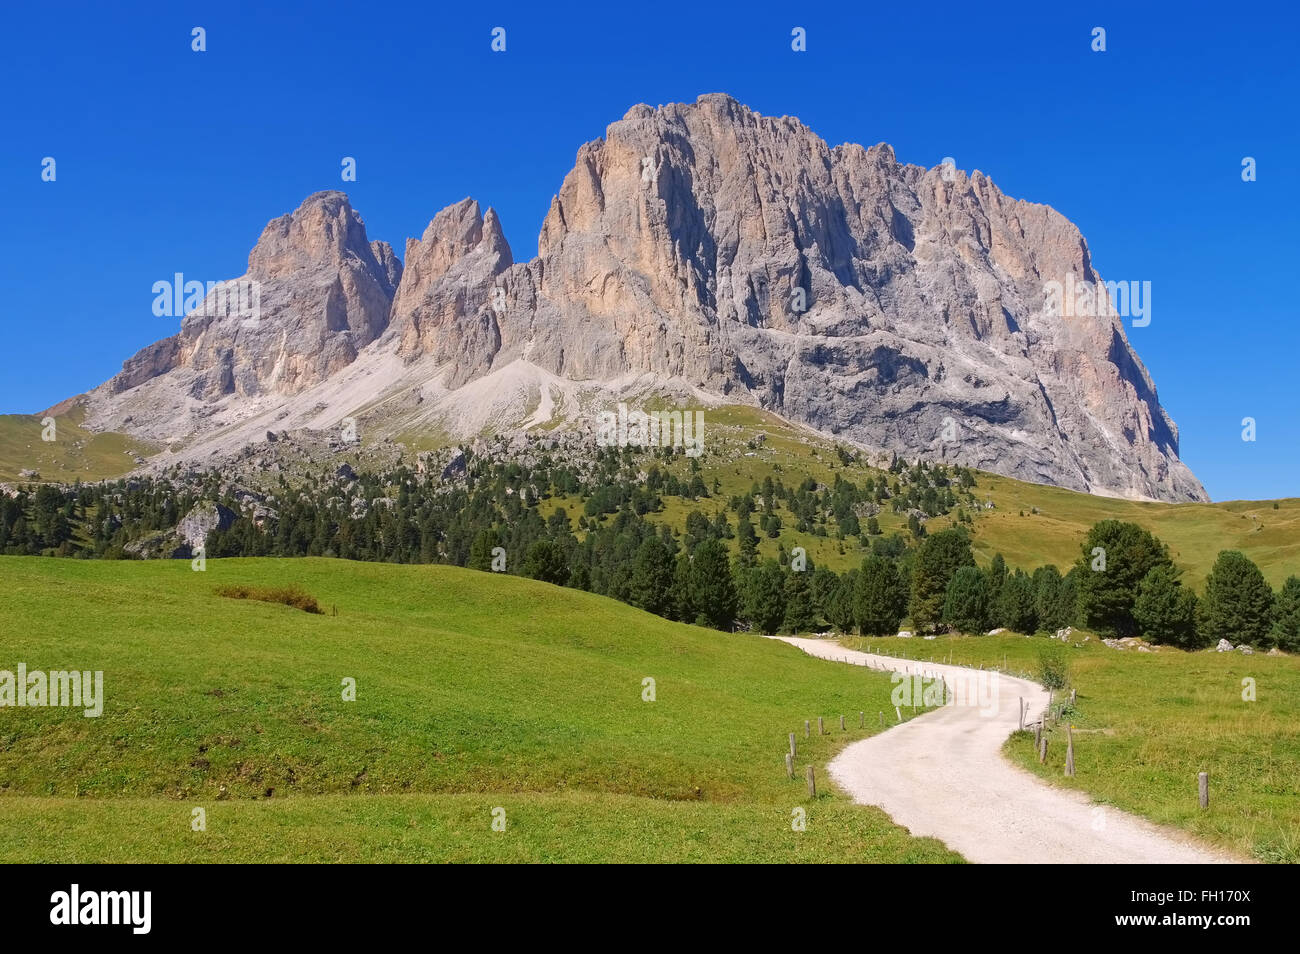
[987,553,1008,606]
[736,513,759,564]
[743,560,787,635]
[783,568,815,633]
[688,539,738,630]
[908,528,974,631]
[671,553,694,622]
[855,556,907,636]
[995,570,1038,633]
[809,566,840,629]
[1075,521,1174,637]
[826,570,859,633]
[1269,576,1300,652]
[467,528,500,571]
[1199,550,1275,648]
[629,536,675,617]
[1133,564,1200,647]
[942,566,990,633]
[522,538,570,586]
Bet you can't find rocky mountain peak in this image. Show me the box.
[247,191,385,284]
[87,191,401,432]
[389,199,514,384]
[400,198,512,287]
[76,95,1207,503]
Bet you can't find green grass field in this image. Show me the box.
[838,632,1300,862]
[0,556,958,863]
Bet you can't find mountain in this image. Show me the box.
[72,94,1206,502]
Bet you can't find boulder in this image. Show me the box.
[441,448,467,480]
[176,501,238,553]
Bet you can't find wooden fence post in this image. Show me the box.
[1019,697,1025,731]
[804,719,810,738]
[1038,736,1048,764]
[806,765,816,797]
[859,711,864,728]
[817,716,825,736]
[789,732,797,758]
[785,753,794,778]
[839,715,846,732]
[1065,726,1075,777]
[1199,771,1209,809]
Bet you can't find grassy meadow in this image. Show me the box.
[0,404,154,484]
[0,556,957,863]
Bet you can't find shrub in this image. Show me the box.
[215,584,322,614]
[1037,643,1070,691]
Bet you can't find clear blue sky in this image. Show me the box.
[2,1,1297,501]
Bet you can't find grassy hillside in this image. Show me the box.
[0,403,154,484]
[970,474,1300,590]
[838,632,1300,862]
[0,556,957,863]
[615,405,1299,587]
[2,398,1293,589]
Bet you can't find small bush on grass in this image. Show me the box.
[1037,642,1071,691]
[215,584,323,614]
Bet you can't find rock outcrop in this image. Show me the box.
[78,96,1207,502]
[392,94,1202,500]
[87,192,399,440]
[390,198,513,387]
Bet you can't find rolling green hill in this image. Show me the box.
[0,556,957,863]
[628,405,1299,588]
[2,398,1294,589]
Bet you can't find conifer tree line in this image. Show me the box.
[1,452,1295,651]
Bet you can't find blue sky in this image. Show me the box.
[2,1,1296,501]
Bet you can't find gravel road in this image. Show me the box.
[772,636,1238,864]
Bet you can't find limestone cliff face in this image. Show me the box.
[390,198,512,387]
[104,191,397,404]
[83,95,1205,502]
[389,94,1204,501]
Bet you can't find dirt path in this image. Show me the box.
[772,636,1237,864]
